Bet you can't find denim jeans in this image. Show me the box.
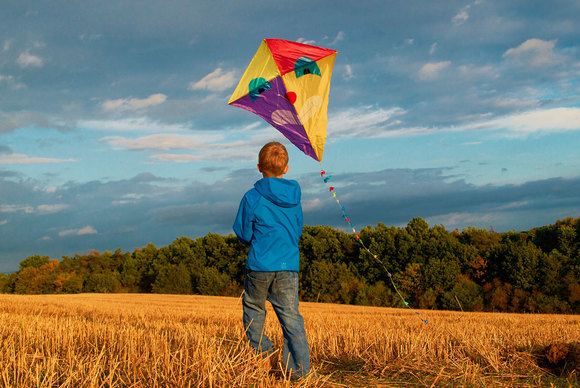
[243,270,310,378]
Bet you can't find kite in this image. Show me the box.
[228,39,337,162]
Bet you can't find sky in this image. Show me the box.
[1,1,579,272]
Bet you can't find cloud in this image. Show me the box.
[58,225,98,237]
[452,6,470,26]
[296,38,317,45]
[0,205,34,214]
[0,203,68,215]
[328,106,435,138]
[80,117,191,133]
[17,50,43,68]
[37,204,70,214]
[0,74,26,90]
[343,64,354,80]
[151,154,202,163]
[429,43,438,55]
[328,31,345,46]
[463,107,580,135]
[0,110,72,134]
[457,64,497,79]
[2,39,14,52]
[189,68,237,92]
[418,61,451,80]
[100,128,274,162]
[0,153,75,165]
[302,169,580,233]
[102,94,167,112]
[503,39,563,67]
[332,106,580,139]
[101,133,222,151]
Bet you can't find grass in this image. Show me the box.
[0,293,577,387]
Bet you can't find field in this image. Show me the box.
[0,294,577,387]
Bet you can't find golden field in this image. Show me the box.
[0,293,577,387]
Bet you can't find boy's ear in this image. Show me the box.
[283,165,289,174]
[257,164,262,172]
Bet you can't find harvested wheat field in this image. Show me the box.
[0,294,577,387]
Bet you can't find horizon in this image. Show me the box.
[2,214,575,275]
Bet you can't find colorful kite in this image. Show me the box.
[228,39,337,162]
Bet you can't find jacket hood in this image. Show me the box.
[254,178,301,208]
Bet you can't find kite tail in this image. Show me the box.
[319,165,428,325]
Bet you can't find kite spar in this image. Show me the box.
[229,39,427,325]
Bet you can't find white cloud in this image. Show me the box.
[0,204,69,215]
[59,225,98,237]
[503,39,563,67]
[0,74,26,90]
[17,50,43,68]
[102,93,167,112]
[344,64,354,80]
[189,68,237,92]
[101,133,221,151]
[452,8,470,26]
[0,205,34,214]
[0,153,75,164]
[2,39,14,52]
[296,38,317,45]
[37,204,70,214]
[80,117,191,133]
[429,43,438,55]
[302,198,324,212]
[418,61,451,80]
[151,154,203,163]
[479,107,580,135]
[328,106,425,138]
[327,106,580,140]
[328,31,345,46]
[457,64,497,78]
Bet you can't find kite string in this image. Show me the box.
[319,164,428,325]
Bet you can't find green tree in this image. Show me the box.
[84,271,122,293]
[392,262,423,306]
[0,273,12,293]
[152,263,192,294]
[132,243,159,292]
[301,259,357,303]
[423,256,460,293]
[442,277,483,311]
[19,255,50,271]
[196,266,230,295]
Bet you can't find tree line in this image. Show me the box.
[1,216,578,314]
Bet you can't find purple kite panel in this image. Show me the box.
[230,76,318,161]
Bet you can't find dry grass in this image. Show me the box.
[0,293,577,387]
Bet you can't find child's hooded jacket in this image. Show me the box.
[233,177,303,272]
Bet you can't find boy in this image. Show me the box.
[233,141,310,379]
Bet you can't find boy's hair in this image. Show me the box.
[258,142,289,176]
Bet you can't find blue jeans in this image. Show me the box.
[243,270,310,378]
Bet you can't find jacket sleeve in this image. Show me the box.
[233,195,254,244]
[297,203,304,237]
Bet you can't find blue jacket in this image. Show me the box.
[233,177,303,272]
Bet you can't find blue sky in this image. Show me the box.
[1,1,579,272]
